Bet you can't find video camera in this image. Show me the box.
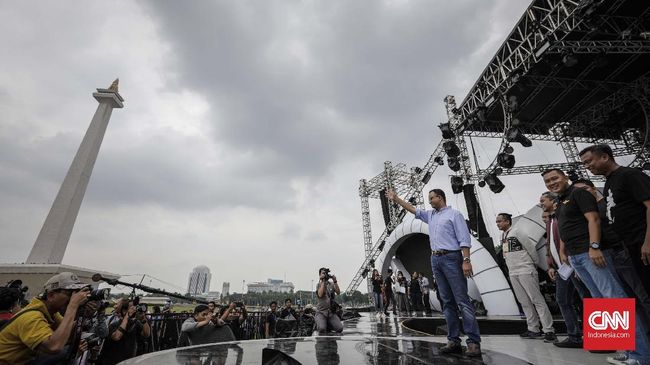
[132,296,148,313]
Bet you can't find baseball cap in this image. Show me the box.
[43,272,87,291]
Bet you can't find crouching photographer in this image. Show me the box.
[0,272,90,365]
[96,297,150,365]
[178,304,235,346]
[315,268,343,335]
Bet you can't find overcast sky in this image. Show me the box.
[1,0,578,294]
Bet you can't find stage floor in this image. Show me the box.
[123,313,610,364]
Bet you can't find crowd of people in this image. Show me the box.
[386,143,650,364]
[370,268,434,317]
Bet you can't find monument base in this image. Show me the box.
[0,263,119,299]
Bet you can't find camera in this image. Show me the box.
[2,280,29,307]
[131,296,148,313]
[88,288,110,301]
[321,268,333,281]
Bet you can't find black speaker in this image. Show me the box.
[462,184,490,239]
[379,189,391,226]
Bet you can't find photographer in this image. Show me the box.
[315,268,342,335]
[0,272,89,365]
[179,304,235,346]
[218,301,247,340]
[97,298,150,365]
[72,299,110,365]
[0,280,27,321]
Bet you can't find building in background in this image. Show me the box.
[247,279,294,293]
[222,282,230,296]
[187,265,211,295]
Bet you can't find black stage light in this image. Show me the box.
[434,156,444,165]
[484,174,505,193]
[494,167,503,175]
[477,104,488,122]
[643,162,650,171]
[443,140,461,157]
[421,171,432,184]
[414,167,423,174]
[506,127,532,147]
[504,144,514,154]
[448,157,461,172]
[562,53,578,67]
[362,268,369,278]
[439,123,455,139]
[497,152,516,169]
[478,180,486,188]
[368,259,375,268]
[377,241,385,252]
[451,176,464,194]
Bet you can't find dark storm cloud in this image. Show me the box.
[140,0,526,181]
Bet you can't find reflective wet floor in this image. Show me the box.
[123,313,614,364]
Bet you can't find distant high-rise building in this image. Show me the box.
[247,279,295,293]
[187,265,211,295]
[222,282,230,296]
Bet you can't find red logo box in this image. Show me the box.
[583,298,635,350]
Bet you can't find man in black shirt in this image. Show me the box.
[542,168,650,363]
[580,144,650,296]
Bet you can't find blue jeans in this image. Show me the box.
[373,292,383,312]
[570,251,650,363]
[431,251,481,344]
[555,274,582,341]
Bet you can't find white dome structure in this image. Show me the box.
[377,216,520,316]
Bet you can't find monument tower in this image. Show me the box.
[26,80,124,264]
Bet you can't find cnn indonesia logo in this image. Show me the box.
[584,298,635,351]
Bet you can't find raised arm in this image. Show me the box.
[386,190,416,215]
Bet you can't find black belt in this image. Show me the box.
[431,249,460,256]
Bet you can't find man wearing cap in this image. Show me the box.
[0,272,89,365]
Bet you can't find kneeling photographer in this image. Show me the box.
[0,272,89,365]
[97,298,150,365]
[179,304,235,346]
[315,268,342,335]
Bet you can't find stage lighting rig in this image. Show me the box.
[443,140,461,157]
[439,123,455,139]
[478,180,486,188]
[434,156,444,165]
[497,152,516,169]
[504,144,514,154]
[448,157,461,172]
[506,127,532,147]
[451,176,464,194]
[562,53,578,67]
[484,173,505,193]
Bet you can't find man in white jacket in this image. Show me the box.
[497,213,556,342]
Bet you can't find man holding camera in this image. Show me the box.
[180,304,235,346]
[219,301,248,340]
[315,268,343,334]
[0,272,90,365]
[98,298,151,365]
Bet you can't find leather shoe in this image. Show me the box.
[466,343,482,357]
[439,341,462,355]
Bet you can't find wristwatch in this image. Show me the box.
[589,242,600,249]
[463,257,471,263]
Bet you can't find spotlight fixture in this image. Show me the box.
[562,53,578,67]
[362,268,369,278]
[434,156,445,165]
[504,144,514,154]
[494,167,504,175]
[642,162,650,171]
[414,167,423,174]
[497,152,516,169]
[478,180,486,188]
[421,171,432,184]
[368,259,375,268]
[484,173,505,193]
[439,123,455,139]
[451,176,464,194]
[443,141,461,157]
[506,127,532,147]
[448,157,461,172]
[477,104,488,122]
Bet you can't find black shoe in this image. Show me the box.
[543,332,557,343]
[465,343,482,358]
[439,341,463,355]
[520,330,543,339]
[553,338,582,348]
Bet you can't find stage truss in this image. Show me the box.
[346,0,650,295]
